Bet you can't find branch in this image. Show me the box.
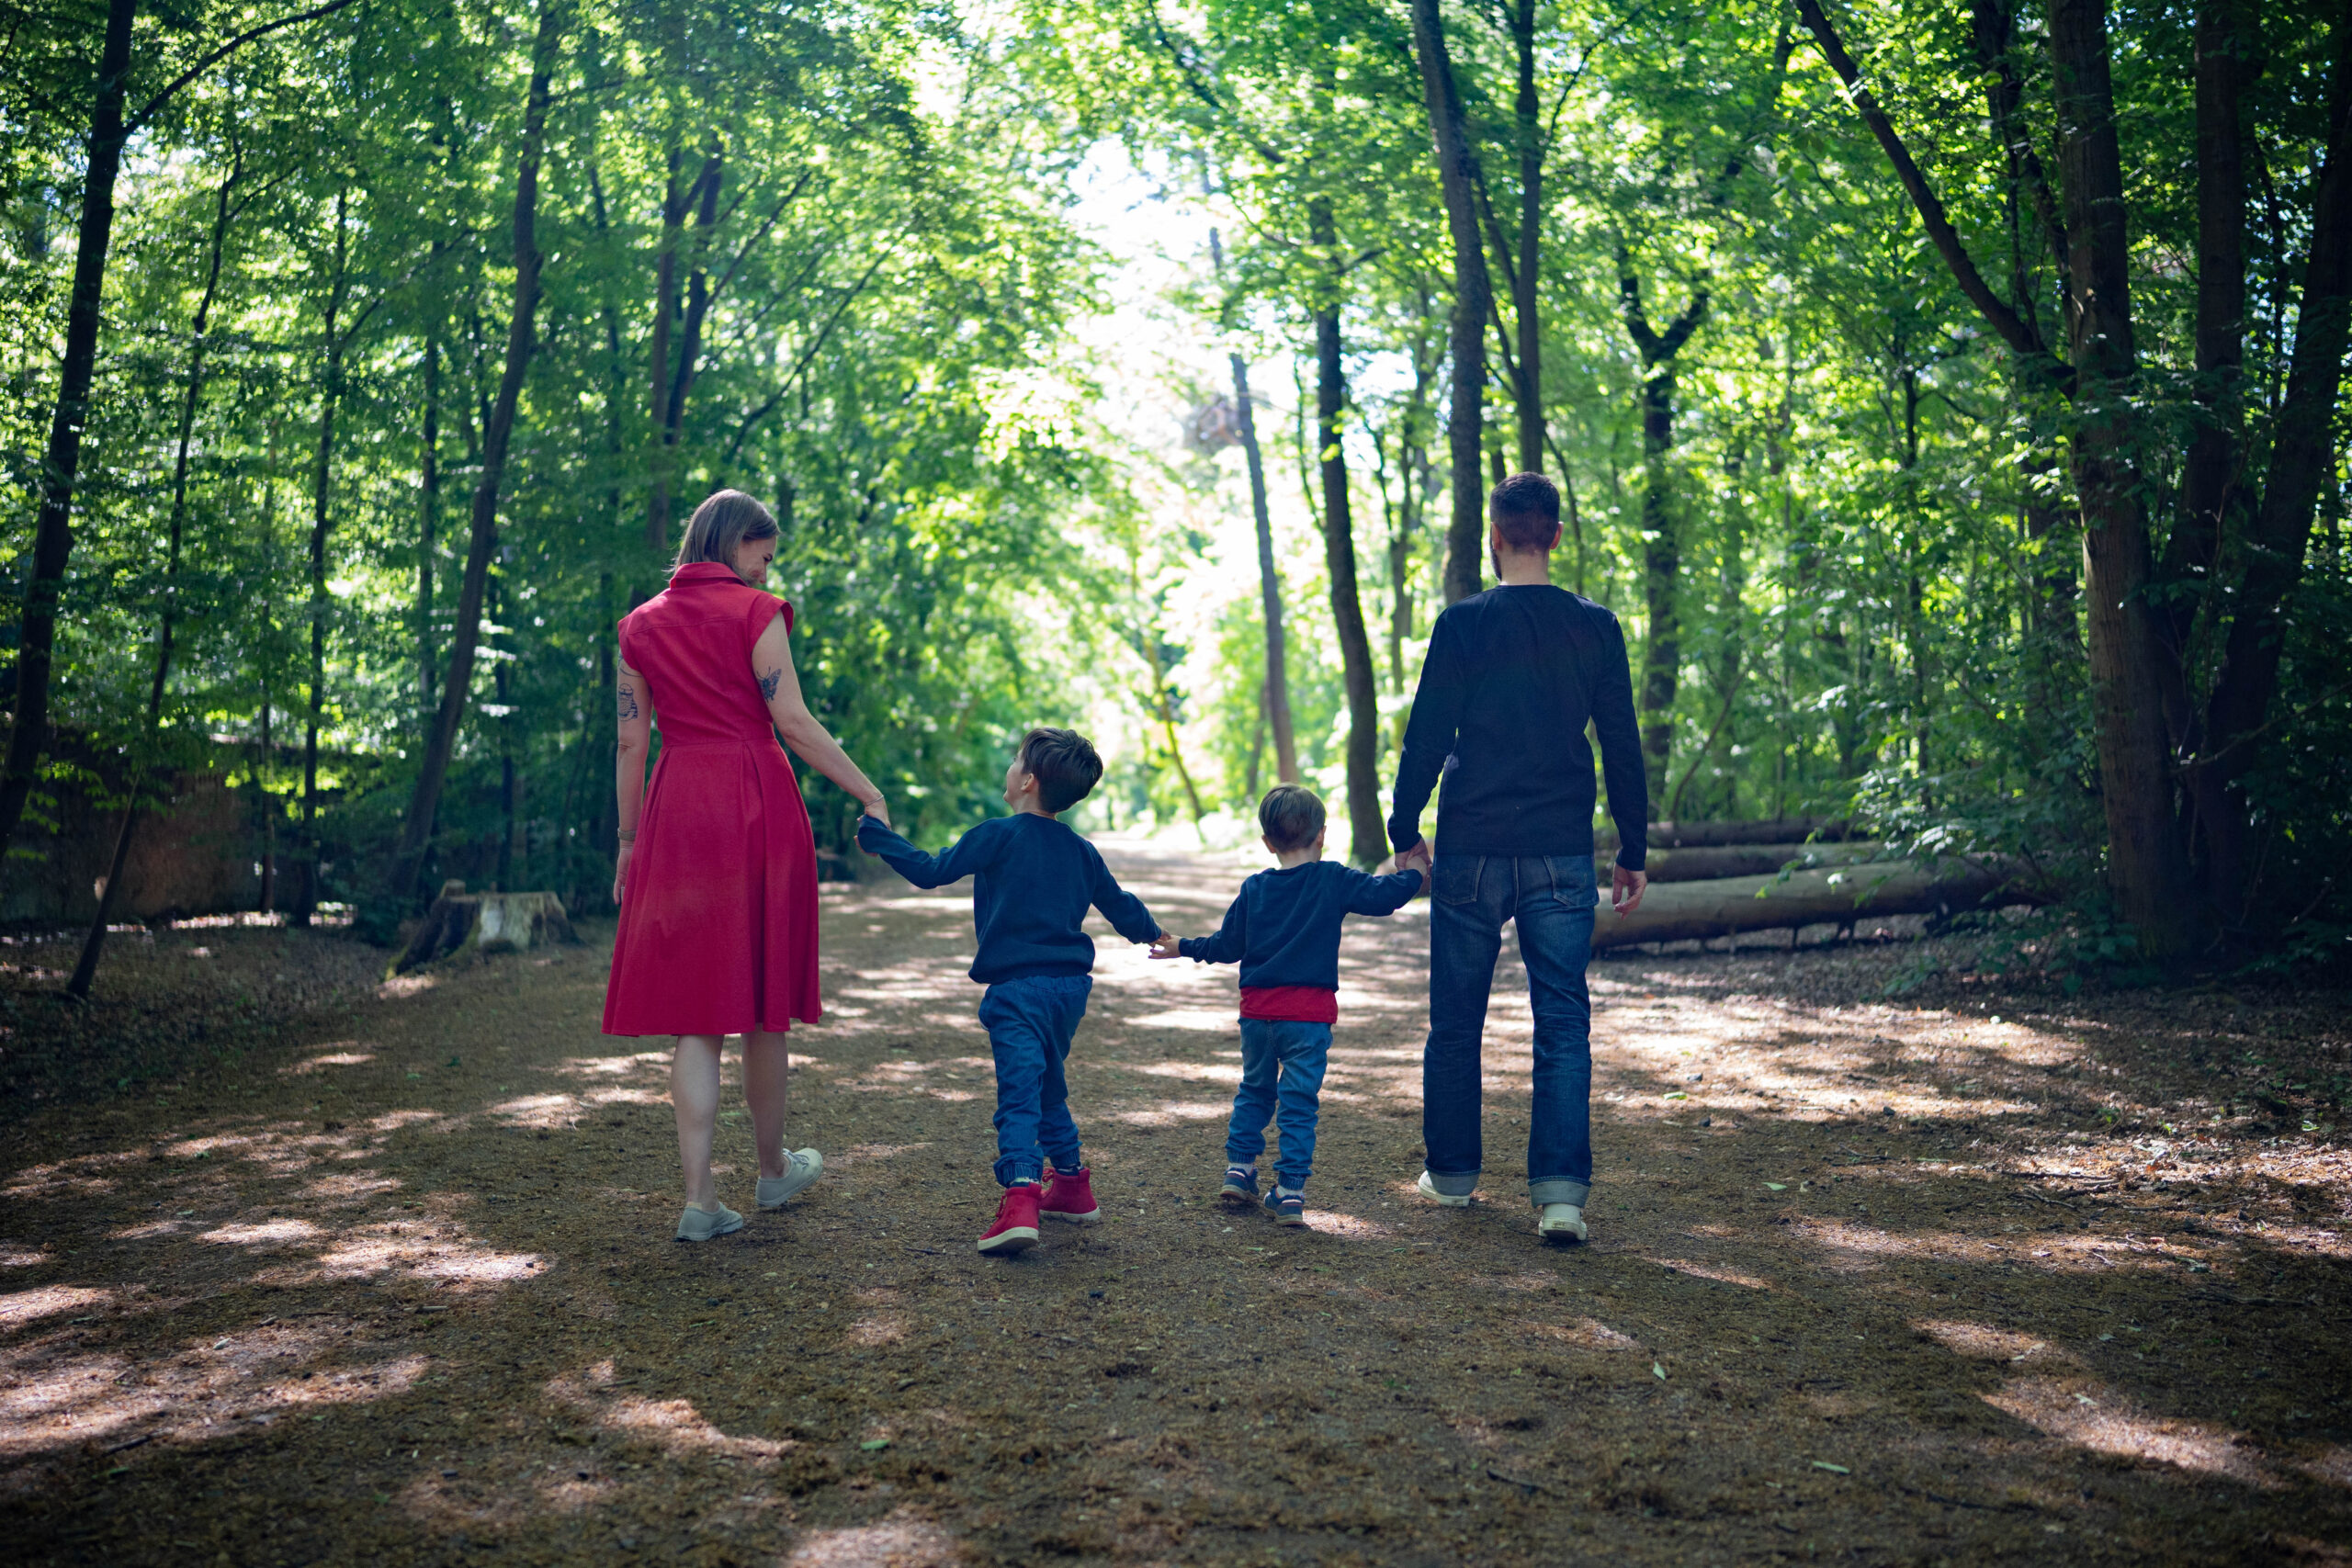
[1792,0,2068,387]
[129,0,368,132]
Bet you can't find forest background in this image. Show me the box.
[5,0,2348,987]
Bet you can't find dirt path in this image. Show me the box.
[4,837,2348,1565]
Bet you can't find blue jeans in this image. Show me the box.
[1424,853,1598,1207]
[1225,1018,1331,1190]
[978,975,1091,1187]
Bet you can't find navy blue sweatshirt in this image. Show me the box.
[1178,860,1422,1010]
[855,813,1160,984]
[1388,584,1649,869]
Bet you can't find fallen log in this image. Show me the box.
[1594,816,1855,852]
[1613,841,1885,883]
[1591,860,2041,950]
[390,881,579,976]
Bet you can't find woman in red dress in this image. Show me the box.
[603,491,889,1241]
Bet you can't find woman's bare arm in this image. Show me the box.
[751,612,888,825]
[613,655,653,903]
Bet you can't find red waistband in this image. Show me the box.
[1239,986,1338,1023]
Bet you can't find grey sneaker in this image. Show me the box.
[1416,1170,1472,1208]
[756,1148,823,1210]
[676,1201,745,1242]
[1536,1202,1589,1245]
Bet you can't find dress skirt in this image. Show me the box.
[601,736,822,1036]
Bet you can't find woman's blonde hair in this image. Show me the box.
[674,490,780,576]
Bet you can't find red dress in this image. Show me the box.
[602,561,821,1036]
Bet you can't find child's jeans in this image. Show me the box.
[1226,1018,1331,1190]
[978,974,1091,1187]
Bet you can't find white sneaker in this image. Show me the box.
[756,1148,823,1210]
[1416,1171,1472,1208]
[1536,1202,1589,1244]
[676,1201,745,1242]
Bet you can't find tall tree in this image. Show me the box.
[66,149,250,998]
[387,0,566,902]
[1409,0,1493,604]
[1309,196,1384,861]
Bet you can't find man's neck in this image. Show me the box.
[1494,550,1554,586]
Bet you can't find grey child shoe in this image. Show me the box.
[756,1148,824,1211]
[676,1201,745,1242]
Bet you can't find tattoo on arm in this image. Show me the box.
[757,667,781,702]
[616,684,640,720]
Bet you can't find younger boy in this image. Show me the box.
[1149,785,1425,1224]
[856,728,1163,1256]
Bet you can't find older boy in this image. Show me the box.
[1150,785,1425,1225]
[857,728,1163,1256]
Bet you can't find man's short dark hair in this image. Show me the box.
[1489,471,1562,551]
[1018,728,1103,813]
[1257,784,1326,852]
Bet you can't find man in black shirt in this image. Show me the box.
[1389,472,1649,1245]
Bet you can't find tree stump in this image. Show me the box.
[390,881,579,976]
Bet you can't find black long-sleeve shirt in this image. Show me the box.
[1178,860,1423,990]
[854,813,1160,983]
[1386,584,1649,869]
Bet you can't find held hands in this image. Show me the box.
[1396,838,1433,874]
[861,795,890,830]
[1148,931,1182,961]
[1611,864,1647,914]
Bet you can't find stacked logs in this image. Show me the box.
[1579,820,2041,951]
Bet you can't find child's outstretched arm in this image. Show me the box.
[1346,864,1429,918]
[1161,890,1247,964]
[855,815,999,890]
[1084,850,1166,947]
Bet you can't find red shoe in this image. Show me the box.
[1040,1164,1102,1224]
[977,1183,1041,1256]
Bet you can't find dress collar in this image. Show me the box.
[669,561,746,588]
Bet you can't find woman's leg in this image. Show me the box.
[741,1029,791,1179]
[673,1034,724,1207]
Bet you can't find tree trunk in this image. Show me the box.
[1510,0,1543,474]
[0,0,138,880]
[66,150,240,999]
[2191,22,2352,917]
[1410,0,1492,604]
[294,188,352,927]
[386,0,564,903]
[2048,0,2202,953]
[2158,0,2250,739]
[1309,198,1384,864]
[1231,352,1297,785]
[1591,860,2041,950]
[416,330,441,717]
[646,147,722,557]
[1620,266,1707,818]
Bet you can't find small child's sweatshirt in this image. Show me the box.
[1178,860,1422,1022]
[855,813,1159,985]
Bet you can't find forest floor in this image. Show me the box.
[3,836,2350,1567]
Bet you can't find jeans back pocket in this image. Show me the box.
[1432,858,1483,906]
[1544,854,1600,911]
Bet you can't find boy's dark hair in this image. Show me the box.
[1489,471,1562,551]
[1258,784,1326,852]
[1018,728,1103,813]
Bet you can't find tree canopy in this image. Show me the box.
[6,0,2348,978]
